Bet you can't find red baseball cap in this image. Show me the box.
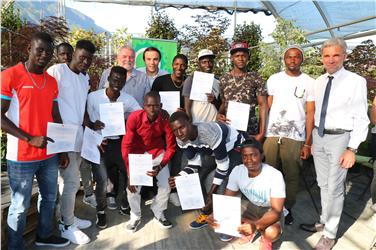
[230,42,249,55]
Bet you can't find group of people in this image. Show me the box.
[1,30,374,250]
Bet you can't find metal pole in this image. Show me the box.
[233,0,237,34]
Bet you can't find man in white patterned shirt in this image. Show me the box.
[300,38,369,250]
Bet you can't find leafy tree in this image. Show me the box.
[179,12,230,76]
[145,11,179,40]
[110,27,132,54]
[1,1,26,31]
[233,22,262,72]
[259,18,323,80]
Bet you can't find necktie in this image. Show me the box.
[318,76,334,137]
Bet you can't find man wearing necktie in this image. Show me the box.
[300,38,369,250]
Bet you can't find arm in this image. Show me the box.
[52,102,69,168]
[267,95,273,110]
[184,96,193,121]
[121,114,138,174]
[159,118,177,167]
[254,197,284,232]
[301,101,315,159]
[371,96,376,125]
[255,95,267,141]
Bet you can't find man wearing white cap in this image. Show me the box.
[217,42,267,141]
[182,49,221,122]
[263,45,315,225]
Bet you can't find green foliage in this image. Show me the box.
[259,18,322,80]
[179,12,230,77]
[68,27,106,51]
[110,27,132,53]
[233,22,262,72]
[145,11,179,40]
[1,1,26,31]
[345,39,376,79]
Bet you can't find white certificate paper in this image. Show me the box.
[99,102,125,137]
[129,154,153,186]
[227,101,250,131]
[81,127,103,164]
[160,91,180,115]
[175,173,205,210]
[190,71,214,101]
[46,122,79,155]
[213,194,241,237]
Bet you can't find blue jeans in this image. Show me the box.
[7,155,59,250]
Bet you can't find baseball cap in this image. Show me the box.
[230,42,249,55]
[198,49,215,60]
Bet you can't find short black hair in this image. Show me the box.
[144,91,161,102]
[31,32,54,45]
[173,53,188,65]
[110,66,127,78]
[169,111,190,124]
[76,40,96,54]
[143,47,161,61]
[56,42,73,52]
[240,138,263,154]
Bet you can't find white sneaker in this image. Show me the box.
[169,193,181,207]
[107,197,117,210]
[74,217,92,229]
[60,224,90,245]
[82,194,97,208]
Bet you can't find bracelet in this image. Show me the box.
[303,144,311,148]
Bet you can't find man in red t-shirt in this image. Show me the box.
[122,91,176,233]
[1,32,69,248]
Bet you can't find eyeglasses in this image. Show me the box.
[294,86,305,98]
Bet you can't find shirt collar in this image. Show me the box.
[327,66,345,79]
[141,110,161,124]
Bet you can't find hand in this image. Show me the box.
[206,93,215,103]
[339,149,356,168]
[28,136,54,148]
[238,219,255,236]
[147,165,161,177]
[98,139,107,153]
[216,114,230,124]
[58,153,69,169]
[252,133,264,142]
[300,145,311,160]
[207,213,219,229]
[127,180,137,193]
[93,120,105,130]
[176,107,185,113]
[168,176,176,188]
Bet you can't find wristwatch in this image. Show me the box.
[346,147,358,153]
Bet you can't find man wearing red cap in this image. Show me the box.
[217,42,267,141]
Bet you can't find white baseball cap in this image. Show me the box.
[198,49,215,60]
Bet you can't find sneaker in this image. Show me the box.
[107,197,117,210]
[60,224,90,245]
[314,235,335,250]
[238,233,256,245]
[125,219,141,233]
[189,213,208,229]
[259,236,272,250]
[285,209,294,225]
[154,215,172,229]
[219,233,233,242]
[96,211,107,229]
[169,193,181,207]
[58,217,92,230]
[35,235,70,247]
[119,205,130,216]
[83,194,97,208]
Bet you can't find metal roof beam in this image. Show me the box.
[261,1,280,18]
[312,0,335,38]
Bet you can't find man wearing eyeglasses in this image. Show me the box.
[263,46,315,226]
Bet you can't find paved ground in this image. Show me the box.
[21,164,376,250]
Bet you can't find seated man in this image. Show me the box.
[122,91,176,232]
[169,111,244,229]
[208,138,285,249]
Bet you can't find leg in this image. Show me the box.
[371,161,376,204]
[59,152,81,225]
[7,160,38,250]
[103,141,118,200]
[279,138,303,210]
[91,158,108,212]
[35,155,59,239]
[263,137,280,169]
[79,159,93,197]
[127,186,142,221]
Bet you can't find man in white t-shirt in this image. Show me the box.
[208,138,285,249]
[47,40,96,245]
[263,46,315,225]
[182,49,221,123]
[86,66,141,226]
